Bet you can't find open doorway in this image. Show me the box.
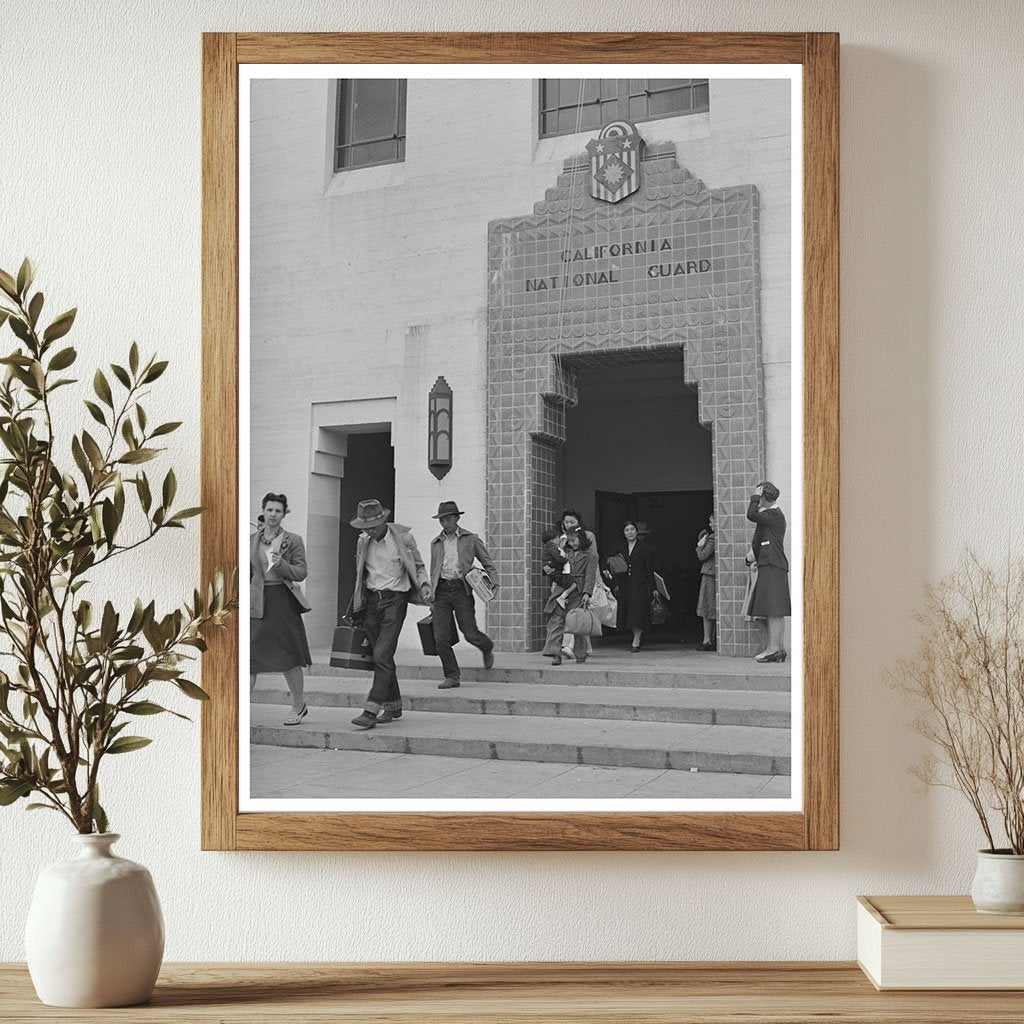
[336,430,394,623]
[596,489,713,643]
[560,353,714,646]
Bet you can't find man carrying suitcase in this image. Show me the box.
[347,499,431,729]
[428,501,497,690]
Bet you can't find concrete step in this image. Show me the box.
[250,703,791,776]
[254,677,790,729]
[308,653,790,693]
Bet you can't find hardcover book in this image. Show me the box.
[857,895,1024,990]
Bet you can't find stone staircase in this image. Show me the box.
[250,649,792,778]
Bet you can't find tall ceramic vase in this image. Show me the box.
[25,833,164,1007]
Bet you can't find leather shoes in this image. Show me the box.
[377,708,402,723]
[482,649,495,670]
[350,712,377,729]
[438,678,461,689]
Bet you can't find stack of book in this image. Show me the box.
[857,895,1024,990]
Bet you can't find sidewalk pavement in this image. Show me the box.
[250,744,793,801]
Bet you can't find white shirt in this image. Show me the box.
[364,530,410,592]
[441,532,461,579]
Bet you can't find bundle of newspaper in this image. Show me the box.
[465,567,496,603]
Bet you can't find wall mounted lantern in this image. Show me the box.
[427,376,453,480]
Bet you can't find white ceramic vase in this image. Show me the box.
[25,833,164,1007]
[971,850,1024,915]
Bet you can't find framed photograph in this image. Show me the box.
[201,32,838,851]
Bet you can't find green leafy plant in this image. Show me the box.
[0,259,236,833]
[894,552,1024,854]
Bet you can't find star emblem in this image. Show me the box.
[595,153,634,192]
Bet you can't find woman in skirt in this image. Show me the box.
[745,482,791,663]
[250,492,312,724]
[695,513,717,650]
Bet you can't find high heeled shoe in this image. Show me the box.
[284,702,308,725]
[754,650,781,664]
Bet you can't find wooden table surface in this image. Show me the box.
[3,962,1024,1023]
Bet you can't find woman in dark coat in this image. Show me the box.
[604,520,656,653]
[250,492,313,724]
[746,481,791,663]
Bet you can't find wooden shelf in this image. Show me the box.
[3,962,1024,1022]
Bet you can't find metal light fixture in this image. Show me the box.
[427,376,453,480]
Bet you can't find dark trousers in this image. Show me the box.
[362,589,409,712]
[432,578,493,681]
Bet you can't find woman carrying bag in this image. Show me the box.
[542,532,599,665]
[603,520,655,653]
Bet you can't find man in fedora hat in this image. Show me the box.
[428,500,497,689]
[348,499,431,730]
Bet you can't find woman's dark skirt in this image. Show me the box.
[251,584,312,674]
[748,565,791,618]
[615,575,653,630]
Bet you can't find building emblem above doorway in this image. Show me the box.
[586,121,644,203]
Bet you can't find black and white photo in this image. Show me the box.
[241,65,803,811]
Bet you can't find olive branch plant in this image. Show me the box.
[0,259,236,834]
[894,552,1024,854]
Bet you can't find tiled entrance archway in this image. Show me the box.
[486,142,766,656]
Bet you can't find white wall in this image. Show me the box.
[2,1,1022,963]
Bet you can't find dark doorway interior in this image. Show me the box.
[596,489,714,644]
[337,430,394,623]
[560,355,714,646]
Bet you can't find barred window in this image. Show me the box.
[334,79,407,171]
[539,79,709,139]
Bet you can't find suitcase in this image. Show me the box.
[417,611,460,657]
[329,621,375,671]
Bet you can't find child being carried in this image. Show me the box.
[541,528,574,608]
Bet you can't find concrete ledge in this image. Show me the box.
[309,660,790,693]
[254,679,791,729]
[250,704,791,777]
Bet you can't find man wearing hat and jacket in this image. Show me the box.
[429,500,497,689]
[348,499,431,729]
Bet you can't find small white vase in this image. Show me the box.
[971,849,1024,915]
[25,833,164,1007]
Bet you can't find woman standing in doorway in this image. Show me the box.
[695,513,717,650]
[604,520,655,653]
[746,482,791,663]
[250,492,313,724]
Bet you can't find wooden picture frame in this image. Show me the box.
[201,32,838,851]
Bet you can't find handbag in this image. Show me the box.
[589,580,618,627]
[329,619,374,672]
[649,590,670,626]
[417,611,461,657]
[607,554,628,575]
[565,606,603,637]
